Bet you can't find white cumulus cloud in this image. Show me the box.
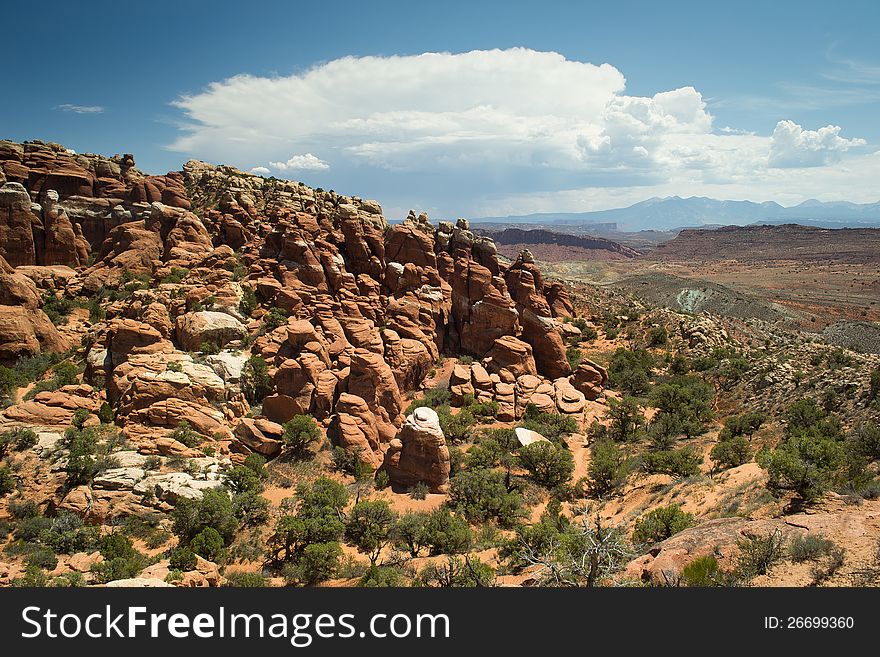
[768,120,866,168]
[268,153,330,171]
[167,48,872,217]
[250,166,271,175]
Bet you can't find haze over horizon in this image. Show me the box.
[3,0,880,223]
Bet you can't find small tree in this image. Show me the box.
[514,505,632,587]
[392,512,428,557]
[607,396,645,442]
[870,366,880,402]
[241,355,273,404]
[189,527,227,564]
[281,415,321,459]
[448,468,523,527]
[757,433,844,502]
[710,435,751,471]
[0,466,16,496]
[641,447,702,478]
[283,542,343,586]
[266,478,347,565]
[587,439,627,496]
[171,489,237,545]
[517,441,574,489]
[421,507,472,555]
[345,500,397,566]
[416,556,495,587]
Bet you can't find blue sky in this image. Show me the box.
[3,0,879,218]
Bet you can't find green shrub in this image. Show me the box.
[392,512,428,557]
[62,426,117,486]
[374,469,390,490]
[520,405,577,443]
[97,402,115,424]
[632,505,695,545]
[517,441,574,489]
[344,500,397,565]
[239,286,258,317]
[421,507,472,555]
[264,307,289,330]
[870,366,880,401]
[12,564,48,587]
[2,427,38,453]
[231,490,270,526]
[26,546,59,570]
[91,534,149,583]
[735,531,786,579]
[224,570,267,587]
[223,464,264,495]
[161,267,189,284]
[42,294,75,326]
[0,466,16,496]
[358,565,405,587]
[608,348,654,394]
[710,435,751,471]
[199,341,220,355]
[448,468,522,527]
[588,439,628,496]
[281,415,321,459]
[241,355,274,404]
[330,446,373,480]
[398,475,426,498]
[788,534,836,562]
[171,488,237,544]
[189,527,227,564]
[681,555,724,587]
[648,326,668,347]
[416,556,495,587]
[647,376,714,438]
[169,422,202,448]
[71,408,91,430]
[847,422,880,463]
[606,397,645,442]
[642,447,702,478]
[266,478,347,566]
[169,546,198,571]
[436,406,475,442]
[566,346,583,371]
[42,512,100,554]
[284,541,342,586]
[757,433,844,502]
[9,499,40,520]
[719,412,766,441]
[243,452,268,475]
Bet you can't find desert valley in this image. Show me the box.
[1,138,879,589]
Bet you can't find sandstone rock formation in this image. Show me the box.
[0,254,68,362]
[382,407,450,493]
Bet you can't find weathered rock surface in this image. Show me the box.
[382,407,450,492]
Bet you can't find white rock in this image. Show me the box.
[93,467,146,491]
[515,427,549,447]
[104,578,174,588]
[134,472,224,502]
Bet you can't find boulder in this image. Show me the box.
[484,336,538,379]
[382,406,450,493]
[175,311,247,351]
[515,427,549,447]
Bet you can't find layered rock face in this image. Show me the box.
[0,140,191,266]
[1,141,579,477]
[0,254,68,363]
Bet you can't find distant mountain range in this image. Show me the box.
[471,196,880,232]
